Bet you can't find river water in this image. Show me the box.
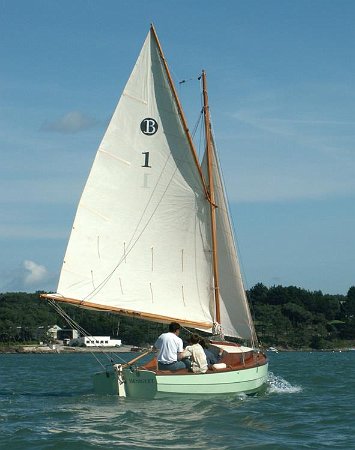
[0,351,354,449]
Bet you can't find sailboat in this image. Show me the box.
[41,25,268,397]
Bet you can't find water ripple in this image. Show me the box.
[1,352,354,449]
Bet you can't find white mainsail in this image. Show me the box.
[49,27,255,341]
[56,29,215,329]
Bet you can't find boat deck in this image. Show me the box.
[140,343,268,375]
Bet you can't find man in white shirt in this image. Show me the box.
[154,322,189,370]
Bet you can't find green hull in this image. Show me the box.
[93,363,268,398]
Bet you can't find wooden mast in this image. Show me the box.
[201,70,221,324]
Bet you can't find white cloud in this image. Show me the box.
[40,111,99,133]
[0,260,56,292]
[23,260,48,285]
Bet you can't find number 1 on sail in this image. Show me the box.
[142,151,151,168]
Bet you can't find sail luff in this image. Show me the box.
[40,294,213,330]
[202,70,221,324]
[150,25,209,198]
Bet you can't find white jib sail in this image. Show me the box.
[57,30,215,328]
[202,138,255,340]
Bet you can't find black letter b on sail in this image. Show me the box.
[140,118,158,136]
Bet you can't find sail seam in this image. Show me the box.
[122,91,148,105]
[99,149,131,166]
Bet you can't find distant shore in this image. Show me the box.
[0,344,144,354]
[0,344,354,354]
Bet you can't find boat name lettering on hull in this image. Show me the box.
[128,379,155,384]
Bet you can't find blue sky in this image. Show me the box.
[1,0,354,295]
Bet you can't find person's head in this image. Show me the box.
[199,338,210,349]
[189,333,200,345]
[169,322,181,334]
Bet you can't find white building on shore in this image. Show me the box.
[47,325,62,340]
[69,336,122,347]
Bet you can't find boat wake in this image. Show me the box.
[267,371,302,394]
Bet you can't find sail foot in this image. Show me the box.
[40,293,213,330]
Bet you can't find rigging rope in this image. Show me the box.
[191,108,203,139]
[48,300,129,368]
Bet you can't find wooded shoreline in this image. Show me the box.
[0,345,353,354]
[1,285,354,351]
